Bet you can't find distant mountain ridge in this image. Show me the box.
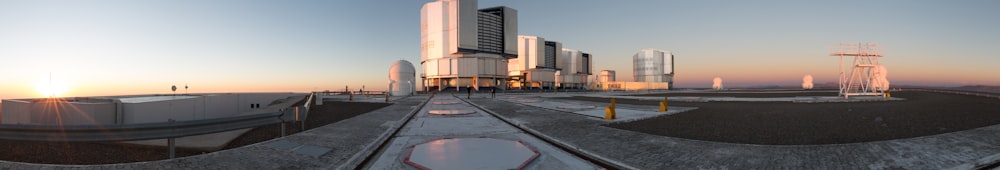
[952,85,1000,93]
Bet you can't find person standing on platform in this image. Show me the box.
[490,88,495,98]
[467,85,472,99]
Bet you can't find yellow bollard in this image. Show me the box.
[885,92,891,99]
[605,106,616,120]
[605,98,616,120]
[659,96,669,112]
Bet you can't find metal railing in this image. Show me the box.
[0,92,315,158]
[0,110,295,142]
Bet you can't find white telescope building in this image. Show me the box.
[420,0,518,91]
[388,60,416,96]
[556,48,592,89]
[598,70,615,82]
[508,35,560,89]
[633,48,674,89]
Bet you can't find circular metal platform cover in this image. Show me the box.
[515,99,540,103]
[557,105,595,109]
[427,109,476,115]
[431,101,460,105]
[405,138,539,170]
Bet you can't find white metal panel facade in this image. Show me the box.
[633,48,673,83]
[454,0,478,52]
[420,0,517,89]
[502,7,518,55]
[599,70,616,82]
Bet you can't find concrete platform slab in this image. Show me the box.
[292,145,332,158]
[400,117,519,136]
[404,138,538,170]
[431,101,460,105]
[365,95,599,170]
[427,109,476,115]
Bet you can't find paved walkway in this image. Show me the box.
[469,93,1000,169]
[365,95,597,169]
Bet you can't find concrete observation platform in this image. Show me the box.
[364,95,597,169]
[3,91,1000,169]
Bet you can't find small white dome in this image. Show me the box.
[389,60,416,96]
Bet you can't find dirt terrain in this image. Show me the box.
[568,91,1000,145]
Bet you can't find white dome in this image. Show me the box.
[873,65,889,91]
[802,75,814,89]
[712,77,723,90]
[389,60,416,96]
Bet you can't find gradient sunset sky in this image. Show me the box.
[1,0,998,99]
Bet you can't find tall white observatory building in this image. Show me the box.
[420,0,518,91]
[599,70,615,82]
[508,35,560,89]
[389,60,416,96]
[556,48,593,89]
[633,48,674,89]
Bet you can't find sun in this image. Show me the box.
[35,81,69,98]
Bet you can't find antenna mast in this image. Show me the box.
[829,42,888,98]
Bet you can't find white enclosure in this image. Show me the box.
[2,93,305,125]
[389,60,417,96]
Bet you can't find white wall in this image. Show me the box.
[502,7,518,55]
[599,70,616,82]
[455,0,479,51]
[597,82,670,90]
[1,99,115,125]
[124,93,302,124]
[123,97,200,124]
[2,93,304,125]
[525,69,556,83]
[634,49,673,82]
[1,100,31,124]
[512,35,539,74]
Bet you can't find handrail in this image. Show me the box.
[303,92,315,111]
[0,108,300,142]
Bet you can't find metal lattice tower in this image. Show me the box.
[829,43,887,98]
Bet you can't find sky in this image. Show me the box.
[1,0,999,99]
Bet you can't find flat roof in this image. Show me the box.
[117,96,199,103]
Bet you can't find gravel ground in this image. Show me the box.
[629,90,839,97]
[0,101,390,165]
[567,91,1000,145]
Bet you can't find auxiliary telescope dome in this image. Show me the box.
[389,60,416,96]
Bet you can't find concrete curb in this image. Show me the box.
[459,97,638,170]
[333,95,430,170]
[946,152,1000,170]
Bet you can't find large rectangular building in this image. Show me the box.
[633,48,674,89]
[420,0,517,91]
[509,35,559,89]
[556,48,592,89]
[598,70,615,82]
